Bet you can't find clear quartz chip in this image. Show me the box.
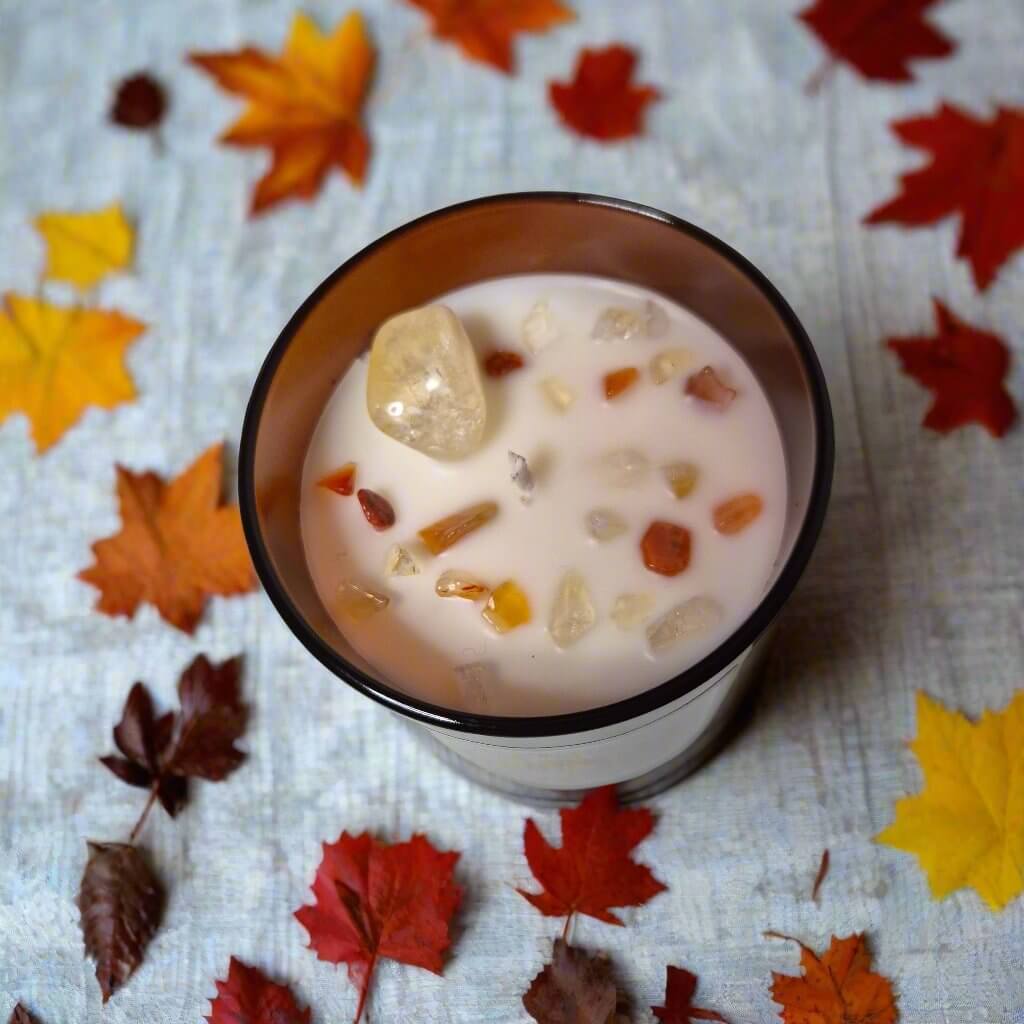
[509,450,535,503]
[593,307,644,342]
[522,300,559,353]
[540,375,576,413]
[453,661,496,712]
[548,570,597,649]
[585,507,628,542]
[336,581,390,621]
[646,596,723,654]
[611,592,656,630]
[650,347,694,385]
[366,304,487,459]
[383,544,419,577]
[595,448,650,487]
[644,300,669,337]
[435,570,489,600]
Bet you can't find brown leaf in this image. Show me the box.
[78,842,164,1002]
[164,654,247,780]
[78,443,255,634]
[111,73,167,130]
[523,939,624,1024]
[8,1005,39,1024]
[811,849,830,902]
[99,681,185,816]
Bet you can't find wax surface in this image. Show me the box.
[301,274,787,716]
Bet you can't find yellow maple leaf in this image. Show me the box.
[189,10,374,215]
[0,293,144,452]
[877,690,1024,911]
[34,204,134,289]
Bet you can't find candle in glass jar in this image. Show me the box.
[301,274,787,717]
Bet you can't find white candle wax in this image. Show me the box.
[301,274,787,716]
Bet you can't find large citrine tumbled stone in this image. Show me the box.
[366,305,487,459]
[417,501,499,555]
[481,581,531,633]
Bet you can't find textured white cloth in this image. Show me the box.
[1,1,1023,1021]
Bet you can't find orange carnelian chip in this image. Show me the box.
[603,366,639,399]
[318,462,356,496]
[685,366,736,408]
[713,493,763,535]
[484,350,526,377]
[418,500,499,555]
[357,488,395,531]
[640,520,692,576]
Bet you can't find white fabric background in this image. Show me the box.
[1,1,1022,1021]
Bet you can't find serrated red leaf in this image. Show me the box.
[406,0,574,74]
[652,966,728,1023]
[865,103,1024,290]
[206,957,310,1024]
[798,0,954,86]
[517,785,666,929]
[295,832,461,1023]
[885,299,1016,437]
[549,45,659,141]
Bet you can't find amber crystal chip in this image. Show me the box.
[603,366,639,399]
[317,462,356,496]
[435,570,489,600]
[481,581,531,633]
[713,493,764,535]
[357,488,395,531]
[685,366,736,409]
[484,350,526,377]
[337,581,389,621]
[417,500,498,555]
[662,461,699,499]
[641,520,692,576]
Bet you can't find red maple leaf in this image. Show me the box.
[406,0,574,74]
[798,0,954,90]
[206,957,310,1024]
[517,785,666,932]
[549,45,659,141]
[885,299,1016,437]
[865,103,1024,291]
[652,966,728,1023]
[294,832,461,1023]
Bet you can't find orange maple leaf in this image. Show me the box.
[189,11,374,215]
[769,933,897,1024]
[78,444,255,633]
[406,0,574,74]
[0,293,144,453]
